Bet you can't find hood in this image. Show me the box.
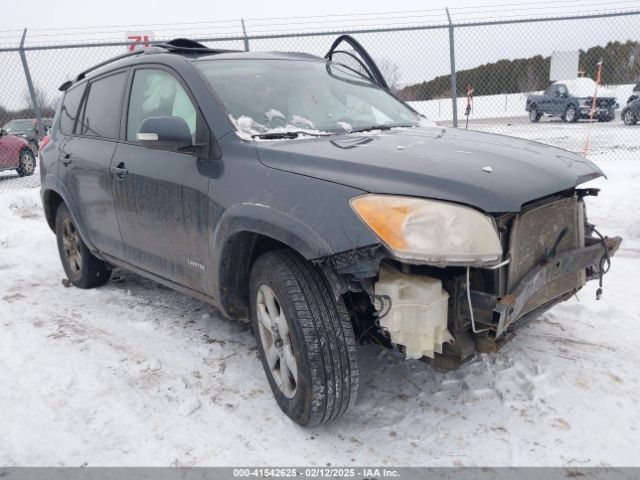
[255,127,604,213]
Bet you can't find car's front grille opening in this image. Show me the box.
[507,196,586,317]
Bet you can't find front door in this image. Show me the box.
[111,67,212,293]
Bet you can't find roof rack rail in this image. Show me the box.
[59,49,143,91]
[58,38,241,91]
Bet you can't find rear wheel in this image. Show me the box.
[529,105,541,123]
[623,109,638,125]
[16,149,35,177]
[250,249,359,426]
[563,104,578,123]
[55,203,111,288]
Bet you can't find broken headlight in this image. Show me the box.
[350,194,502,266]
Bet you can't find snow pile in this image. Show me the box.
[0,157,639,466]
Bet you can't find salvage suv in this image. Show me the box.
[40,37,621,426]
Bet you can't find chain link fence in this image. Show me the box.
[1,8,639,193]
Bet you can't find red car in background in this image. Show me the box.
[0,127,36,177]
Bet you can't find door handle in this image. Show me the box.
[61,152,72,166]
[110,163,128,179]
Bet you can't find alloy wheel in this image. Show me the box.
[624,110,636,125]
[256,284,298,398]
[61,218,82,274]
[22,153,35,174]
[565,106,576,122]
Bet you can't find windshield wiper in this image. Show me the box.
[347,124,412,134]
[251,131,331,140]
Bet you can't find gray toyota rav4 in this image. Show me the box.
[40,37,621,426]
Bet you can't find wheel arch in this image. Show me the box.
[42,188,64,231]
[212,204,335,319]
[41,186,98,253]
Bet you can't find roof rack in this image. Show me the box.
[59,38,240,91]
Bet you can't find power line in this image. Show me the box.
[1,0,639,36]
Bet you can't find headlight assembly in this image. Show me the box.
[350,194,503,266]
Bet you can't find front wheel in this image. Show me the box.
[623,109,638,125]
[16,149,36,177]
[250,250,359,426]
[55,203,111,288]
[563,104,579,123]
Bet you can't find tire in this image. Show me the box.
[623,109,638,125]
[563,104,578,123]
[250,249,359,426]
[16,149,36,177]
[55,203,111,289]
[528,105,541,123]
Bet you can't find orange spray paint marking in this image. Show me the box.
[583,60,603,158]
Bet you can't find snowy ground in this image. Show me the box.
[1,137,639,467]
[468,116,640,162]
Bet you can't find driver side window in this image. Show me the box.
[127,69,198,142]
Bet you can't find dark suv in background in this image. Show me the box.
[40,37,621,426]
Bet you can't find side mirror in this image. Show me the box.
[0,129,6,137]
[137,116,193,153]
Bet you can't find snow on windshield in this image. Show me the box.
[229,114,330,141]
[196,59,423,140]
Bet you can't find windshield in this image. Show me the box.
[4,120,34,132]
[195,59,421,138]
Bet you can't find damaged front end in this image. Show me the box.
[319,189,621,371]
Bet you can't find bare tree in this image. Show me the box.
[23,85,50,111]
[377,58,402,92]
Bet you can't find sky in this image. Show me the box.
[1,0,640,110]
[0,0,501,33]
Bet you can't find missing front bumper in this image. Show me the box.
[467,235,622,339]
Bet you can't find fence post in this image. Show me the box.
[446,8,458,128]
[18,29,43,142]
[241,19,250,52]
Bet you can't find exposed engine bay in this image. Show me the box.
[322,189,622,371]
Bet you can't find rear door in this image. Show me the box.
[111,66,212,293]
[58,71,127,257]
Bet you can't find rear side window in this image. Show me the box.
[126,69,198,142]
[59,84,85,135]
[78,71,127,139]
